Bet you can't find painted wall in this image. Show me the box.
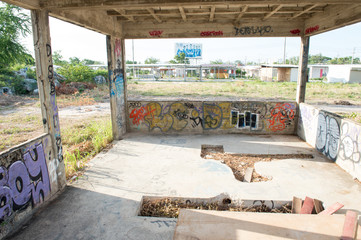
[128,101,297,134]
[0,134,64,238]
[298,103,361,180]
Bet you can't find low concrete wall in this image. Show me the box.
[0,134,66,238]
[298,103,361,180]
[127,101,297,134]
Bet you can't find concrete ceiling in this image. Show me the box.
[3,0,361,38]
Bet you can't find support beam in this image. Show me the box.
[50,9,122,37]
[263,5,283,20]
[179,6,187,22]
[1,0,39,9]
[289,4,319,19]
[234,5,248,23]
[147,8,162,23]
[31,10,66,190]
[123,20,304,39]
[41,0,361,11]
[304,4,361,36]
[106,36,127,140]
[296,36,310,104]
[115,9,135,22]
[209,6,215,22]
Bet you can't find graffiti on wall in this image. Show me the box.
[0,141,51,221]
[149,30,163,37]
[316,113,340,161]
[110,38,126,132]
[268,103,295,132]
[46,43,63,162]
[231,102,268,131]
[299,104,361,180]
[200,31,223,37]
[234,26,273,36]
[290,29,301,35]
[128,101,296,133]
[305,25,319,34]
[339,122,361,163]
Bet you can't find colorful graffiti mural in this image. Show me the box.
[268,103,295,132]
[0,138,51,221]
[128,101,296,134]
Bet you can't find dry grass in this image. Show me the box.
[128,81,361,104]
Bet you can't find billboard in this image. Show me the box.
[175,43,202,59]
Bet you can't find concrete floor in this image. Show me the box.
[8,134,361,240]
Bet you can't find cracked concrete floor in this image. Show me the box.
[8,133,361,240]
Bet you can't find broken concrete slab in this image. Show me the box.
[174,209,361,240]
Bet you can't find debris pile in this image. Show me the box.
[140,197,292,218]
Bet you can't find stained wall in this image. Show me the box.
[128,101,297,134]
[298,103,361,180]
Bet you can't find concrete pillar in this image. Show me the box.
[296,36,310,103]
[31,10,66,190]
[106,36,127,139]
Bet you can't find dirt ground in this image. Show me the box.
[0,94,110,152]
[201,150,314,182]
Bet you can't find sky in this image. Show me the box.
[20,11,361,65]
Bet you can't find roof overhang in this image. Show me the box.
[2,0,361,39]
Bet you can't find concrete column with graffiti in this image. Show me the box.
[31,10,66,191]
[106,36,128,139]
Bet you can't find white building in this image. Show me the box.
[327,65,361,83]
[308,65,328,79]
[260,64,298,82]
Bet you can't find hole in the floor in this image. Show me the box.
[201,145,224,158]
[138,195,292,218]
[222,198,232,204]
[201,150,314,183]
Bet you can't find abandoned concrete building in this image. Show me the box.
[1,0,361,239]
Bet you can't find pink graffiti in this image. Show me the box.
[129,106,155,126]
[149,30,163,37]
[200,31,223,37]
[290,29,301,35]
[268,103,295,132]
[114,39,122,58]
[305,25,319,34]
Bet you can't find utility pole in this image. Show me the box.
[283,37,287,64]
[132,39,135,78]
[351,47,356,64]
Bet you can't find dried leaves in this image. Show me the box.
[140,198,292,218]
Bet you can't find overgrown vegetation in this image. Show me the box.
[62,118,113,180]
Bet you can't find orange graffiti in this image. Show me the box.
[129,106,155,126]
[268,103,295,132]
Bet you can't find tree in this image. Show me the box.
[285,56,299,65]
[308,54,331,64]
[53,51,68,66]
[82,59,102,65]
[144,57,160,64]
[210,59,224,64]
[0,3,31,68]
[169,53,190,64]
[126,60,137,64]
[69,57,81,65]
